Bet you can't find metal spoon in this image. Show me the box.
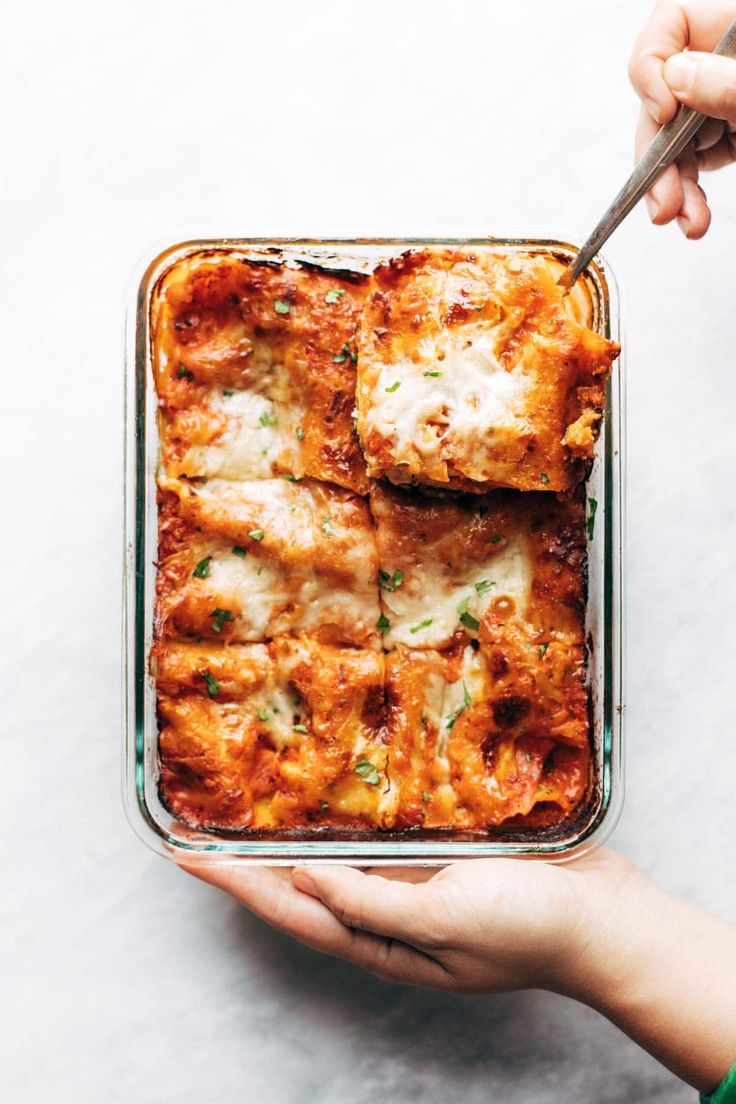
[558,19,736,291]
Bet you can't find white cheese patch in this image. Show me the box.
[364,328,533,473]
[180,388,305,480]
[381,535,532,649]
[216,681,304,752]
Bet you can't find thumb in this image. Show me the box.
[663,51,736,124]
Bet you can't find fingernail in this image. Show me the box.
[644,97,661,123]
[664,53,697,93]
[646,195,659,221]
[292,869,318,896]
[677,215,691,237]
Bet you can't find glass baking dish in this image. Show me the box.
[123,234,625,866]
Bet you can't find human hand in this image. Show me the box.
[629,1,736,238]
[180,848,736,1091]
[179,848,639,995]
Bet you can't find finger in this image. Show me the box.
[675,145,711,239]
[697,129,736,170]
[292,865,448,948]
[664,51,736,124]
[628,1,687,122]
[636,105,684,222]
[694,115,727,152]
[363,865,438,884]
[177,860,450,986]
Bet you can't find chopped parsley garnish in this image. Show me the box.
[210,608,235,633]
[176,363,194,380]
[524,751,532,762]
[385,380,401,393]
[321,516,333,536]
[259,411,278,427]
[475,579,494,596]
[587,497,598,541]
[423,370,443,377]
[223,389,235,396]
[378,568,404,592]
[350,350,358,364]
[293,723,308,733]
[320,800,329,811]
[281,473,298,482]
[457,596,480,632]
[273,298,291,314]
[445,681,471,730]
[474,303,485,311]
[248,529,264,542]
[202,671,220,698]
[490,534,502,544]
[333,343,350,364]
[410,618,433,634]
[377,612,391,635]
[354,758,380,786]
[192,555,212,579]
[538,642,549,659]
[256,707,271,722]
[295,426,305,441]
[325,288,346,304]
[422,791,431,804]
[540,471,550,484]
[232,546,247,557]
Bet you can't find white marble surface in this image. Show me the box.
[2,1,735,1100]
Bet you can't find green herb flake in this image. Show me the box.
[192,555,212,579]
[333,343,350,364]
[321,516,333,537]
[325,289,346,304]
[293,723,308,733]
[320,800,329,811]
[524,751,532,762]
[587,497,598,541]
[256,707,271,722]
[377,612,391,635]
[422,791,431,804]
[540,471,550,485]
[410,618,433,634]
[296,426,305,441]
[259,411,278,427]
[490,534,502,544]
[248,529,265,542]
[385,380,401,393]
[423,370,443,377]
[232,546,247,557]
[210,607,235,633]
[538,642,549,659]
[457,595,480,632]
[273,298,291,315]
[350,351,358,364]
[354,758,381,786]
[202,671,220,698]
[223,389,235,397]
[378,568,404,592]
[176,363,194,381]
[445,681,471,731]
[475,579,494,596]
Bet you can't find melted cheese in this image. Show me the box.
[364,331,532,473]
[380,534,532,649]
[177,388,305,480]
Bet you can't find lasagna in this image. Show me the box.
[356,249,619,493]
[151,246,617,834]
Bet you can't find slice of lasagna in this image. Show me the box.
[356,248,619,493]
[152,252,369,493]
[155,637,393,831]
[156,475,380,649]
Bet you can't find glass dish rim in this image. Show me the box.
[122,231,625,866]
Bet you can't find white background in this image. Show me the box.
[2,1,735,1101]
